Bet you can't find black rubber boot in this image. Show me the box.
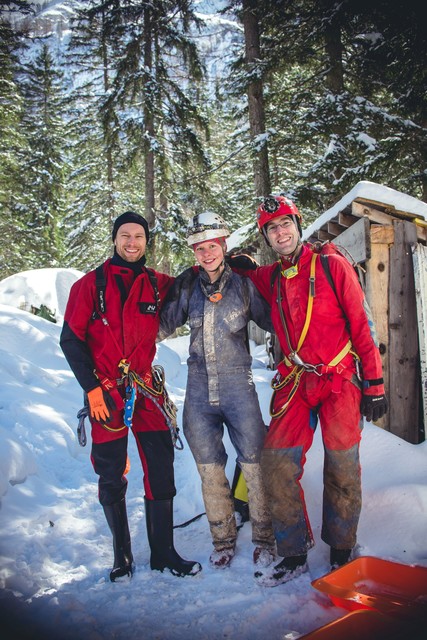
[145,497,202,577]
[103,499,134,582]
[330,547,352,570]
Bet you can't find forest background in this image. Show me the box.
[1,0,426,282]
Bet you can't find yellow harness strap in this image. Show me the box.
[328,340,352,366]
[284,253,318,367]
[272,254,355,419]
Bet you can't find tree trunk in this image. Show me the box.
[241,0,275,265]
[101,7,115,223]
[322,0,345,184]
[143,6,156,230]
[323,18,344,94]
[241,0,270,199]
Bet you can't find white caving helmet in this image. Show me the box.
[186,211,230,247]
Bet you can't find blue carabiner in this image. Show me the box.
[124,384,136,428]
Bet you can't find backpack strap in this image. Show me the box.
[95,264,107,314]
[270,261,281,291]
[146,267,161,308]
[319,254,336,296]
[319,253,353,335]
[94,264,160,316]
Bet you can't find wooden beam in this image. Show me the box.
[338,211,358,228]
[354,196,422,222]
[352,201,393,226]
[333,216,371,264]
[318,229,335,241]
[352,200,427,242]
[370,224,395,246]
[327,221,345,237]
[364,225,392,432]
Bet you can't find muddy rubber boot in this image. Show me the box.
[145,497,202,577]
[196,463,237,567]
[103,499,134,582]
[254,554,308,587]
[330,547,353,570]
[240,462,275,566]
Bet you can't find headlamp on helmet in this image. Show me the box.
[186,211,230,246]
[256,194,302,237]
[262,196,281,214]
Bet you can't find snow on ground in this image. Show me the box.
[0,266,426,640]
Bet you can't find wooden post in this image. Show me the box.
[365,224,393,432]
[412,243,427,438]
[388,220,420,443]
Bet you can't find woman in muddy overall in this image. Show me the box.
[159,212,275,570]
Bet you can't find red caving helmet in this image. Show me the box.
[256,195,302,238]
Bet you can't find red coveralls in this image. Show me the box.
[60,259,175,505]
[245,245,385,557]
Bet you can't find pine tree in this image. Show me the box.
[64,0,210,273]
[348,0,427,201]
[0,1,32,278]
[64,1,123,271]
[233,0,427,219]
[20,40,67,269]
[105,1,209,233]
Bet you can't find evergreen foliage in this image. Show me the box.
[63,0,211,273]
[20,42,67,268]
[0,0,425,278]
[236,0,427,221]
[0,2,31,277]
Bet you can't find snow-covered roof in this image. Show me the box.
[303,180,427,240]
[227,182,427,251]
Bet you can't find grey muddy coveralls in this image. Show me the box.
[159,264,275,553]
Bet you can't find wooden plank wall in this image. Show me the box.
[412,243,427,438]
[388,220,420,443]
[364,224,393,433]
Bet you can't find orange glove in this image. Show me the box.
[87,386,112,422]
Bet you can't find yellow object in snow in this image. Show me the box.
[234,469,248,503]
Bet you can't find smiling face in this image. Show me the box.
[193,239,225,282]
[265,215,300,257]
[114,222,147,262]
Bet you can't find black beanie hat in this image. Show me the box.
[112,211,150,242]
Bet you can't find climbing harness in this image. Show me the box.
[117,359,183,450]
[76,364,183,450]
[270,250,360,419]
[92,263,182,448]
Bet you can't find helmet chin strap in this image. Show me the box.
[283,239,302,264]
[201,257,225,282]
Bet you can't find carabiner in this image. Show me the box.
[124,383,136,428]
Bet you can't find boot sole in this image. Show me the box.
[254,562,308,587]
[110,563,135,582]
[151,561,202,577]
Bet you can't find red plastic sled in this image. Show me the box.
[300,609,411,640]
[311,556,427,619]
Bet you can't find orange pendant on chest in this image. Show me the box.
[209,292,223,303]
